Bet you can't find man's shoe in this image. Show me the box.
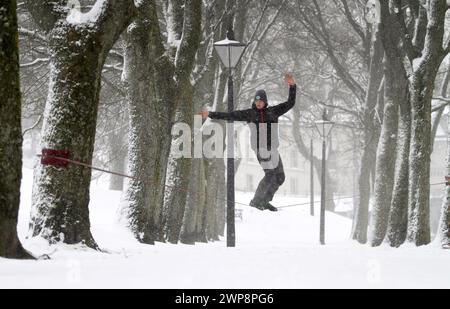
[264,203,278,212]
[250,199,266,211]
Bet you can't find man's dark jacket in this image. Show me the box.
[209,85,296,157]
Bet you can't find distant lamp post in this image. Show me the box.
[309,126,315,217]
[214,28,246,248]
[314,109,334,245]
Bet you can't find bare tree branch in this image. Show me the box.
[337,0,366,42]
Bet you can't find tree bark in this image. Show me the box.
[164,0,202,244]
[120,0,173,244]
[439,114,450,248]
[370,1,410,247]
[28,0,135,247]
[408,0,448,246]
[179,0,232,244]
[351,24,384,244]
[387,88,411,247]
[0,0,33,259]
[180,158,207,244]
[438,61,450,249]
[165,86,196,244]
[371,80,398,246]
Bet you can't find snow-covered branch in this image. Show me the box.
[103,63,123,73]
[66,0,107,25]
[20,58,50,68]
[432,97,450,112]
[22,115,43,137]
[18,27,48,44]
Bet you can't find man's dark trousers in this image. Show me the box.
[252,151,285,205]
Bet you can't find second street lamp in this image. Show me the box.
[314,110,334,245]
[213,28,246,247]
[305,125,317,217]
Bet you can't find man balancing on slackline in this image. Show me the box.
[200,73,297,212]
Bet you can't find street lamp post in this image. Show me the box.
[214,28,246,247]
[314,110,334,245]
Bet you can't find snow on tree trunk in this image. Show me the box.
[408,0,448,246]
[204,3,242,240]
[351,24,384,244]
[437,64,450,249]
[28,0,135,247]
[192,2,235,242]
[438,131,450,248]
[370,3,410,247]
[353,147,373,244]
[165,87,195,244]
[369,63,401,247]
[387,88,410,247]
[0,0,33,259]
[371,86,398,246]
[120,0,173,244]
[163,0,202,244]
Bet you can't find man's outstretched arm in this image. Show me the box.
[201,109,250,122]
[271,74,297,117]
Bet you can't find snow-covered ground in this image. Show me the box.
[0,167,449,289]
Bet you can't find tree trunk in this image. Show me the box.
[0,0,33,259]
[199,1,236,241]
[28,0,135,247]
[387,88,411,247]
[439,112,450,248]
[211,66,228,239]
[352,144,373,244]
[206,73,228,241]
[121,0,173,244]
[201,158,221,241]
[408,0,447,246]
[180,158,206,244]
[370,3,411,247]
[369,61,400,247]
[164,0,202,244]
[431,58,450,152]
[194,159,208,242]
[438,61,450,249]
[165,85,196,244]
[351,24,384,244]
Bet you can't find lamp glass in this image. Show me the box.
[214,39,246,68]
[314,120,334,139]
